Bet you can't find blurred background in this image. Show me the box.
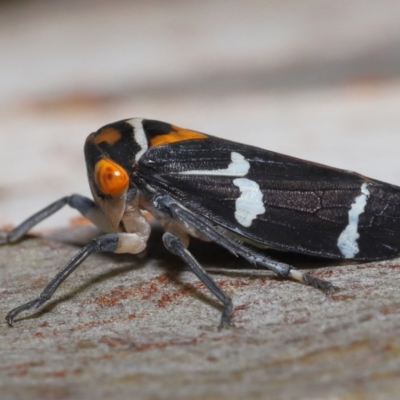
[1,0,400,229]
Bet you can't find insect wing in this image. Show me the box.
[138,136,400,261]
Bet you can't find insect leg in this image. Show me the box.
[162,232,234,329]
[155,195,337,293]
[0,194,109,244]
[234,245,337,293]
[6,231,147,325]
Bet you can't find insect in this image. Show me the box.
[2,118,400,328]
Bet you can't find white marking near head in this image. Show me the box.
[233,178,266,227]
[337,183,370,258]
[127,118,148,162]
[179,152,250,176]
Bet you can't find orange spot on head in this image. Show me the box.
[94,127,122,145]
[95,158,129,196]
[150,126,207,147]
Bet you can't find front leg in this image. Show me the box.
[0,194,112,244]
[6,231,147,325]
[163,232,234,329]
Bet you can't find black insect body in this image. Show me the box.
[3,118,400,328]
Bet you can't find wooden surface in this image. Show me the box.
[1,234,400,400]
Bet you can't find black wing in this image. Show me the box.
[138,136,400,261]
